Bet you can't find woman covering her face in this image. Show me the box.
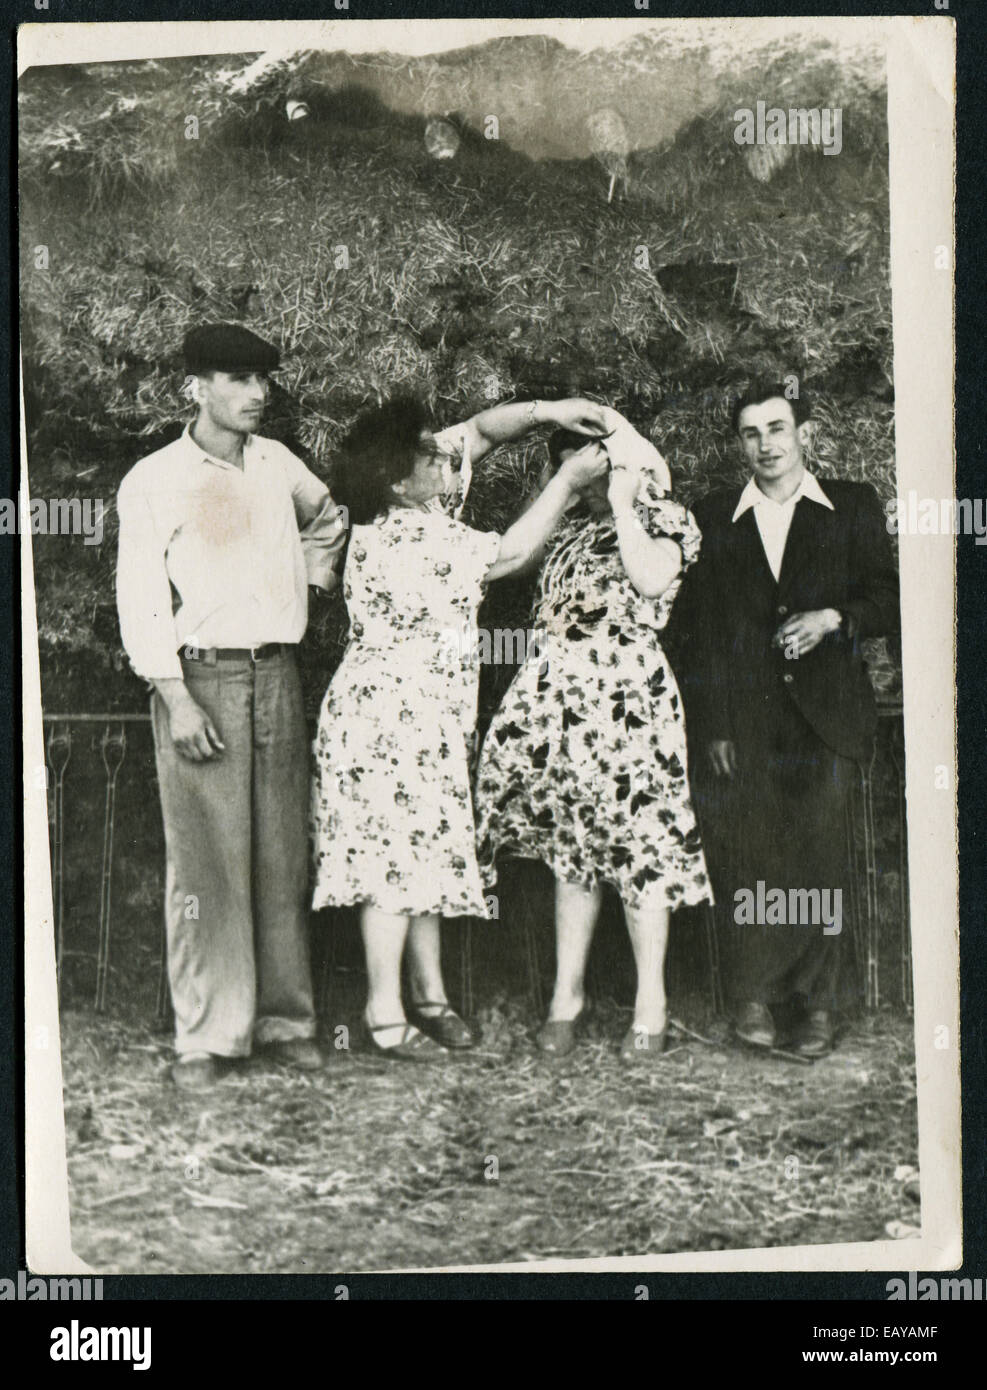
[474,408,713,1059]
[311,393,610,1060]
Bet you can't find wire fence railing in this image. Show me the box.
[41,703,911,1021]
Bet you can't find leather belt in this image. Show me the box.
[180,643,294,665]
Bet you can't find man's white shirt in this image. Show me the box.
[116,426,345,680]
[731,469,834,582]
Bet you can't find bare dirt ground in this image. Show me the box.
[60,998,919,1273]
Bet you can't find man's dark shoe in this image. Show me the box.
[792,1010,834,1059]
[171,1055,226,1091]
[263,1038,325,1071]
[734,1001,776,1050]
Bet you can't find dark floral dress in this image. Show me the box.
[475,498,713,913]
[311,438,501,918]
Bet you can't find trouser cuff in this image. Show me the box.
[253,1018,317,1045]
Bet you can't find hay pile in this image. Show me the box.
[19,37,895,712]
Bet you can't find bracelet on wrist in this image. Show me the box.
[526,399,541,428]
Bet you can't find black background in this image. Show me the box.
[2,0,983,1352]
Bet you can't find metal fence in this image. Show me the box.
[42,704,911,1020]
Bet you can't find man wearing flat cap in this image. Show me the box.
[116,324,346,1089]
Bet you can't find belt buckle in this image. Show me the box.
[249,645,263,663]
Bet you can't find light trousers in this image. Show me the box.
[151,649,316,1056]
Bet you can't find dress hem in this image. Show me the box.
[481,848,713,914]
[312,888,494,920]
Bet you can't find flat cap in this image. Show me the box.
[182,323,280,375]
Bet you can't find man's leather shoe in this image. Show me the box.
[793,1010,834,1059]
[171,1055,225,1091]
[263,1038,325,1071]
[734,1001,776,1049]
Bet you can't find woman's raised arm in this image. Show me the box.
[458,397,609,467]
[485,448,608,583]
[607,465,683,600]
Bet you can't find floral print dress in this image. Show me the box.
[311,477,501,918]
[475,498,713,913]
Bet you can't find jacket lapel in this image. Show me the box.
[777,486,836,597]
[732,505,779,592]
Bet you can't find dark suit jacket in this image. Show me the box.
[668,478,900,766]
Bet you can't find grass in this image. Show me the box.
[60,994,919,1273]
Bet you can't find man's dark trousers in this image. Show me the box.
[692,687,856,1010]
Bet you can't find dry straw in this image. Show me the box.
[20,42,894,689]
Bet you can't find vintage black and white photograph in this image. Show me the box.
[19,14,958,1275]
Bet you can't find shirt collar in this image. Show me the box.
[181,422,256,470]
[732,469,834,522]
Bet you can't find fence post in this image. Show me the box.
[95,725,127,1013]
[45,723,72,991]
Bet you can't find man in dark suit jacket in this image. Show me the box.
[672,383,899,1057]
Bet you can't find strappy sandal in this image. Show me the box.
[408,1001,478,1050]
[363,1019,444,1062]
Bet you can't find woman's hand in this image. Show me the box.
[487,444,606,583]
[546,398,611,437]
[559,441,610,492]
[607,462,642,515]
[465,397,608,467]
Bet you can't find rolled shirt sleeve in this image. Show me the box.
[115,474,183,681]
[282,449,348,592]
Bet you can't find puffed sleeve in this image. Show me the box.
[453,520,502,598]
[642,497,702,569]
[430,424,472,519]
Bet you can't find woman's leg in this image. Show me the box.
[549,880,603,1021]
[361,906,412,1046]
[623,903,671,1033]
[405,913,449,1016]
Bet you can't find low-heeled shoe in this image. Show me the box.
[408,1002,478,1050]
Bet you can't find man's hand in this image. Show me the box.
[546,398,611,437]
[772,608,841,658]
[154,680,225,762]
[169,693,225,762]
[708,739,737,777]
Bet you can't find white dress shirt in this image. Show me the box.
[116,426,346,680]
[731,469,835,582]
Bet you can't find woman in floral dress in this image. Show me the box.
[311,393,609,1059]
[475,410,712,1060]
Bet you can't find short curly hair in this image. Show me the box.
[330,393,432,525]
